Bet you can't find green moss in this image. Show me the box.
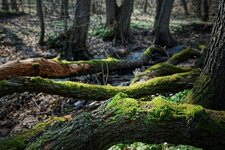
[144,45,166,57]
[168,48,200,65]
[0,80,8,89]
[109,142,201,150]
[0,117,66,150]
[148,97,204,121]
[52,57,120,66]
[106,93,140,119]
[106,93,204,123]
[131,63,190,84]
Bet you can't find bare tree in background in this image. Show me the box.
[11,0,19,12]
[66,0,91,60]
[104,0,134,45]
[36,0,45,45]
[2,0,9,11]
[154,0,177,48]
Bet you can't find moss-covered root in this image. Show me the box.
[168,48,201,65]
[0,117,66,150]
[26,93,225,150]
[131,62,191,85]
[0,71,200,100]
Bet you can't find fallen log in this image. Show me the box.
[25,93,225,150]
[0,70,200,100]
[0,46,166,80]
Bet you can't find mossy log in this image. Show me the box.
[0,46,164,80]
[0,117,67,150]
[26,94,225,150]
[130,63,191,85]
[0,71,200,100]
[167,48,201,65]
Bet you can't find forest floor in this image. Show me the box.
[0,8,212,145]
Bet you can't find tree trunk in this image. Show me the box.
[0,71,198,100]
[143,0,148,13]
[104,0,134,45]
[66,0,91,60]
[154,0,177,48]
[190,0,225,110]
[36,0,45,45]
[191,0,203,19]
[10,0,18,12]
[180,0,189,16]
[91,0,96,13]
[26,95,225,150]
[153,0,163,32]
[202,0,209,21]
[61,0,69,18]
[2,0,9,11]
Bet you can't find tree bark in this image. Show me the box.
[2,0,9,11]
[152,0,163,33]
[26,96,225,150]
[0,71,199,100]
[10,0,18,12]
[66,0,91,60]
[104,0,134,45]
[36,0,45,45]
[202,0,209,21]
[0,46,165,80]
[153,0,177,48]
[190,0,225,110]
[61,0,69,18]
[180,0,189,16]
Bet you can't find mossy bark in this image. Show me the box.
[26,94,225,150]
[0,46,163,80]
[167,48,201,65]
[0,117,66,150]
[0,71,199,100]
[190,0,225,110]
[130,63,191,85]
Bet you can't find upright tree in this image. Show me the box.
[180,0,189,16]
[36,0,45,45]
[190,0,225,110]
[154,0,177,48]
[2,0,9,11]
[61,0,69,18]
[104,0,134,45]
[66,0,91,60]
[11,0,18,12]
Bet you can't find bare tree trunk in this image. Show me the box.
[190,0,225,110]
[61,0,69,18]
[11,0,18,12]
[154,0,177,48]
[191,0,203,19]
[180,0,189,16]
[66,0,91,60]
[202,0,209,21]
[104,0,134,45]
[2,0,9,11]
[153,0,163,31]
[143,0,148,13]
[36,0,45,45]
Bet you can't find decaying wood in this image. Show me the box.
[0,46,164,80]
